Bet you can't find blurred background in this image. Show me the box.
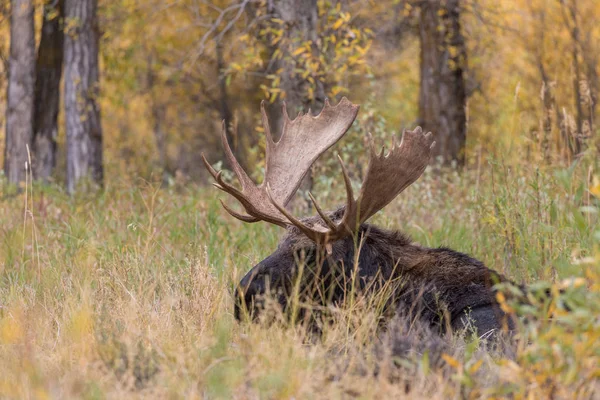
[0,0,598,193]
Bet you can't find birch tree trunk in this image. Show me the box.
[3,0,35,184]
[64,0,103,193]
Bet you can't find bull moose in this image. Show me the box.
[202,98,516,337]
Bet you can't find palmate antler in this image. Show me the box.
[202,97,435,245]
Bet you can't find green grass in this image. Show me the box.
[0,158,599,399]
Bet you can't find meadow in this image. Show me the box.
[0,152,598,399]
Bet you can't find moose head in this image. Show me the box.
[203,98,514,335]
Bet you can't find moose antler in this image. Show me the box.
[269,127,435,244]
[202,97,359,227]
[203,98,435,245]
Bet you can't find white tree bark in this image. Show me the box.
[4,0,35,184]
[64,0,103,193]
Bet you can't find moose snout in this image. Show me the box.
[234,248,296,320]
[234,266,268,320]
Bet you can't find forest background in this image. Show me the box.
[1,0,598,187]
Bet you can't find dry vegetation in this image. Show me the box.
[0,151,599,398]
[0,0,599,398]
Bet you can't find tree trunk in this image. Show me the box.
[532,7,553,163]
[566,0,590,155]
[216,40,233,140]
[216,38,241,163]
[267,0,322,135]
[33,0,64,182]
[570,25,584,155]
[417,0,467,165]
[3,0,35,184]
[267,0,321,197]
[64,0,103,194]
[146,53,170,182]
[539,67,554,163]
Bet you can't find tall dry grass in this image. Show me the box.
[0,150,599,398]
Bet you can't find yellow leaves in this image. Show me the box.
[590,175,600,199]
[330,86,346,97]
[355,43,371,56]
[331,10,350,31]
[292,47,307,57]
[229,63,243,72]
[270,29,284,46]
[46,7,60,21]
[469,359,484,375]
[496,291,515,313]
[306,86,314,101]
[441,353,483,376]
[448,45,460,58]
[227,1,372,109]
[441,353,460,369]
[63,16,82,38]
[259,84,270,99]
[332,18,345,31]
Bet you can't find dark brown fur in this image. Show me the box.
[236,208,517,336]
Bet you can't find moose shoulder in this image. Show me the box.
[203,98,516,337]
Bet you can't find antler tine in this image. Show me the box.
[308,192,338,231]
[211,170,269,223]
[204,98,360,230]
[220,200,260,223]
[219,121,255,192]
[201,152,219,180]
[350,126,435,226]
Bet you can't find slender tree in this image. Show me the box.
[417,0,468,165]
[33,0,64,181]
[64,0,103,193]
[265,0,323,136]
[4,0,35,184]
[559,0,596,155]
